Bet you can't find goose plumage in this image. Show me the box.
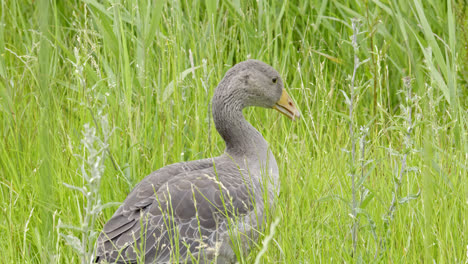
[94,60,300,263]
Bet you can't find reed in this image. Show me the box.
[0,0,466,263]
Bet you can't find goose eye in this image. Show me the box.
[272,77,277,83]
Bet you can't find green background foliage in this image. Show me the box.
[1,0,467,262]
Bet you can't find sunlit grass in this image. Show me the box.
[1,0,467,263]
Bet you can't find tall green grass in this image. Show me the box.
[1,0,467,263]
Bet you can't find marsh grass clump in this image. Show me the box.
[342,18,374,258]
[383,77,420,221]
[59,112,114,264]
[2,1,467,263]
[379,76,421,255]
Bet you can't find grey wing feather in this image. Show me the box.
[95,159,214,262]
[95,158,257,263]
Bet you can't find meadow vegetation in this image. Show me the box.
[1,0,467,263]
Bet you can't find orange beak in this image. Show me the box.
[273,89,300,120]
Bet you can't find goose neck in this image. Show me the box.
[212,93,268,158]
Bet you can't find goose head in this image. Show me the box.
[214,59,300,120]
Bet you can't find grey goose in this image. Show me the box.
[94,60,300,263]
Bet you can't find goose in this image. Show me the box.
[95,59,300,263]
